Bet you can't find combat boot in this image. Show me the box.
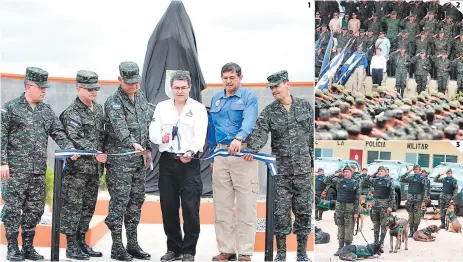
[126,230,151,260]
[408,226,414,238]
[315,211,319,221]
[77,233,103,257]
[296,234,310,262]
[319,210,324,220]
[111,231,132,261]
[440,217,446,229]
[66,234,89,260]
[274,235,286,261]
[379,233,386,253]
[6,232,24,261]
[21,231,44,260]
[373,231,379,244]
[334,240,344,256]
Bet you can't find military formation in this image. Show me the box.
[1,66,314,261]
[315,85,463,140]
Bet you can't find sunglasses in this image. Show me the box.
[86,87,100,92]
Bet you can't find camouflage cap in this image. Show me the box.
[390,104,399,109]
[315,89,323,97]
[377,166,385,171]
[76,70,100,89]
[119,61,141,84]
[403,98,412,105]
[377,86,386,94]
[343,166,353,172]
[437,92,445,98]
[323,89,330,95]
[420,91,429,97]
[394,100,404,106]
[353,92,364,99]
[384,167,389,171]
[447,169,452,173]
[459,97,463,104]
[25,67,50,88]
[434,105,443,112]
[372,92,380,98]
[267,70,289,88]
[360,29,365,33]
[413,164,421,169]
[442,104,450,111]
[391,11,397,15]
[365,92,373,99]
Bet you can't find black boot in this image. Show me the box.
[111,231,132,261]
[66,234,90,260]
[440,217,446,229]
[21,231,44,261]
[319,210,324,221]
[274,235,286,261]
[6,232,24,261]
[126,230,151,260]
[315,210,319,221]
[409,226,414,238]
[334,240,344,256]
[77,233,103,257]
[373,231,379,244]
[297,234,310,262]
[379,233,386,253]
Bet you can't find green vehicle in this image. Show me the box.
[314,157,361,209]
[429,163,463,215]
[367,160,415,211]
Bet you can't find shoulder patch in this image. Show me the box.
[258,110,265,119]
[70,119,80,127]
[112,102,121,109]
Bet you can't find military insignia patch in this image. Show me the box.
[70,120,80,127]
[215,100,220,107]
[258,111,265,119]
[112,102,121,109]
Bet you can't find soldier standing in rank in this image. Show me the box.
[434,169,459,229]
[1,67,78,261]
[390,47,410,97]
[399,165,429,237]
[245,70,314,262]
[452,55,463,93]
[362,166,395,249]
[381,11,400,50]
[432,53,452,94]
[315,168,327,221]
[420,11,438,36]
[59,70,106,260]
[103,62,152,261]
[322,167,360,256]
[400,13,419,43]
[453,31,463,59]
[410,51,431,94]
[432,29,450,58]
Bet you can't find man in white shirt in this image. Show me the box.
[370,48,388,85]
[149,70,208,262]
[375,32,390,59]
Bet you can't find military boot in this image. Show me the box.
[6,232,24,261]
[126,230,151,260]
[21,231,44,260]
[111,231,132,261]
[373,231,379,244]
[319,210,324,220]
[77,233,102,257]
[379,233,386,253]
[274,235,286,261]
[296,234,310,262]
[408,226,414,238]
[315,211,319,221]
[334,240,344,256]
[66,234,89,260]
[440,217,446,229]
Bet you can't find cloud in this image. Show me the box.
[0,0,312,82]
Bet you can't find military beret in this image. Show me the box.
[267,70,289,87]
[76,70,100,89]
[119,61,141,84]
[25,67,50,88]
[377,166,385,171]
[315,89,323,97]
[413,164,421,169]
[391,11,397,15]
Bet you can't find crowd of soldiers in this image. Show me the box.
[315,0,463,95]
[315,84,463,140]
[315,163,459,257]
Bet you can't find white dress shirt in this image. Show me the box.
[370,55,388,74]
[149,98,208,154]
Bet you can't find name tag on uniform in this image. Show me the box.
[112,102,121,109]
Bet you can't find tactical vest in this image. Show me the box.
[442,177,456,194]
[373,177,390,199]
[315,175,326,193]
[408,175,424,194]
[337,179,356,203]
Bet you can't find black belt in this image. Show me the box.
[162,152,199,159]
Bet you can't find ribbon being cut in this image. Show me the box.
[55,148,278,176]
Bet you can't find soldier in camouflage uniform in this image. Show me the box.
[400,13,419,45]
[355,29,367,50]
[362,166,395,249]
[416,31,431,55]
[104,62,152,261]
[367,14,382,37]
[432,29,450,57]
[433,169,459,229]
[336,26,350,53]
[59,70,106,260]
[315,168,327,221]
[396,31,412,54]
[420,11,438,36]
[381,11,401,50]
[452,31,463,59]
[399,164,429,237]
[322,166,360,257]
[452,55,463,93]
[246,70,313,262]
[1,67,76,261]
[432,53,452,93]
[439,16,456,44]
[391,47,410,97]
[410,51,431,94]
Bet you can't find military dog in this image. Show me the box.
[338,243,383,261]
[424,207,441,220]
[314,226,330,244]
[413,225,440,242]
[446,203,462,233]
[386,215,409,253]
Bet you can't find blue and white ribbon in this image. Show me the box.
[55,148,278,176]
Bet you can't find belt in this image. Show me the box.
[161,152,199,159]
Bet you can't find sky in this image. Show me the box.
[0,0,313,83]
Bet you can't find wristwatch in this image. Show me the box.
[235,136,243,142]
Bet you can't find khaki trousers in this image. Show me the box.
[212,145,259,255]
[351,67,365,93]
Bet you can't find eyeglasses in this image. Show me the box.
[87,87,100,92]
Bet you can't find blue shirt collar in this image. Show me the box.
[222,85,244,99]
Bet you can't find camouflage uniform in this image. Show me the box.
[381,12,400,49]
[315,173,327,221]
[367,19,382,37]
[59,70,105,259]
[439,20,456,44]
[103,62,151,260]
[400,16,419,44]
[1,67,74,261]
[391,51,410,96]
[420,14,438,36]
[247,70,313,262]
[452,57,463,93]
[323,167,360,256]
[410,54,431,94]
[453,36,463,58]
[399,166,428,235]
[433,170,459,228]
[433,55,451,93]
[362,168,395,247]
[432,36,450,57]
[336,30,350,50]
[415,35,431,55]
[374,1,388,19]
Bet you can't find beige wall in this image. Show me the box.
[315,140,463,169]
